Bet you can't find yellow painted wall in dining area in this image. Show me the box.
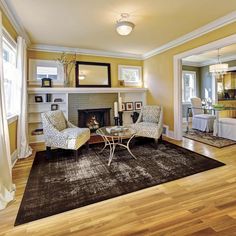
[143,22,236,131]
[27,50,143,87]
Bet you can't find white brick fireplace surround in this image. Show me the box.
[28,87,147,143]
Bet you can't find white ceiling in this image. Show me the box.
[183,44,236,66]
[6,0,236,55]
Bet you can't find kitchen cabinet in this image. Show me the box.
[224,72,236,89]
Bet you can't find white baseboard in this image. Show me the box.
[11,150,18,168]
[167,130,175,139]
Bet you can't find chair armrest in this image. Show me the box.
[67,120,77,128]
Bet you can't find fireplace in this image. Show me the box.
[78,108,111,133]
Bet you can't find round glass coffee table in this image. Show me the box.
[96,126,137,166]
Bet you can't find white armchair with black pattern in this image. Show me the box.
[131,105,163,148]
[41,110,90,158]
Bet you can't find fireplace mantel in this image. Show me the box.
[28,87,147,94]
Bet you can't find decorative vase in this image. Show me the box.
[63,64,70,87]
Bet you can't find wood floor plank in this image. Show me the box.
[0,137,236,235]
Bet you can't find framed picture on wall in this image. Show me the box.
[121,103,125,111]
[125,102,134,111]
[135,101,143,110]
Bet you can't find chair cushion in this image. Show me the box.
[142,106,160,123]
[61,127,89,138]
[47,111,67,131]
[194,114,215,120]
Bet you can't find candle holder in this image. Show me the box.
[118,111,123,126]
[114,116,119,126]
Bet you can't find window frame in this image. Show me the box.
[2,28,18,119]
[28,59,64,85]
[182,70,197,104]
[118,65,142,86]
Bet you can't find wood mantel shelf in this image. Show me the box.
[28,87,148,94]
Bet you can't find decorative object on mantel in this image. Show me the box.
[41,78,52,87]
[118,96,123,125]
[114,101,119,125]
[119,80,125,87]
[125,102,134,111]
[56,52,76,87]
[135,101,142,110]
[35,96,43,103]
[51,104,58,111]
[122,103,125,111]
[76,61,111,87]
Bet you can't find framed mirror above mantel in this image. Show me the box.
[75,61,111,87]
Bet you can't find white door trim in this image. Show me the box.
[173,33,236,140]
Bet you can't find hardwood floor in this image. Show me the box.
[1,137,236,236]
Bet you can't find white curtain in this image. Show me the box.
[16,36,32,159]
[0,11,15,210]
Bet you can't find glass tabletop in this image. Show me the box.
[96,126,136,138]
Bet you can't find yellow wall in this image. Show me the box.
[8,120,17,154]
[27,50,143,87]
[1,9,19,155]
[144,22,236,131]
[1,9,18,41]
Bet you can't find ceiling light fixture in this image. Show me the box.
[116,13,135,36]
[209,49,228,76]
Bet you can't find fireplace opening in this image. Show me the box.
[78,108,111,133]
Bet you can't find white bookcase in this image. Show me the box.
[28,91,68,143]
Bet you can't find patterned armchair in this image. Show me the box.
[131,105,163,147]
[41,110,90,158]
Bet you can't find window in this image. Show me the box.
[29,59,63,85]
[2,35,18,117]
[118,65,142,86]
[182,71,197,103]
[36,66,58,80]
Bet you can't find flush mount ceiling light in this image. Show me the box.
[209,49,228,75]
[116,13,135,36]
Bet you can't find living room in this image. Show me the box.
[1,1,236,235]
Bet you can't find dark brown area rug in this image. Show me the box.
[15,140,225,226]
[183,129,236,148]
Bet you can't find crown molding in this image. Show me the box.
[143,11,236,59]
[183,54,236,67]
[182,61,201,67]
[28,44,143,60]
[0,0,30,45]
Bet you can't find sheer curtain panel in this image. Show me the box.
[16,36,32,159]
[0,11,15,210]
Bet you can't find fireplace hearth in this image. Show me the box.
[78,108,111,133]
